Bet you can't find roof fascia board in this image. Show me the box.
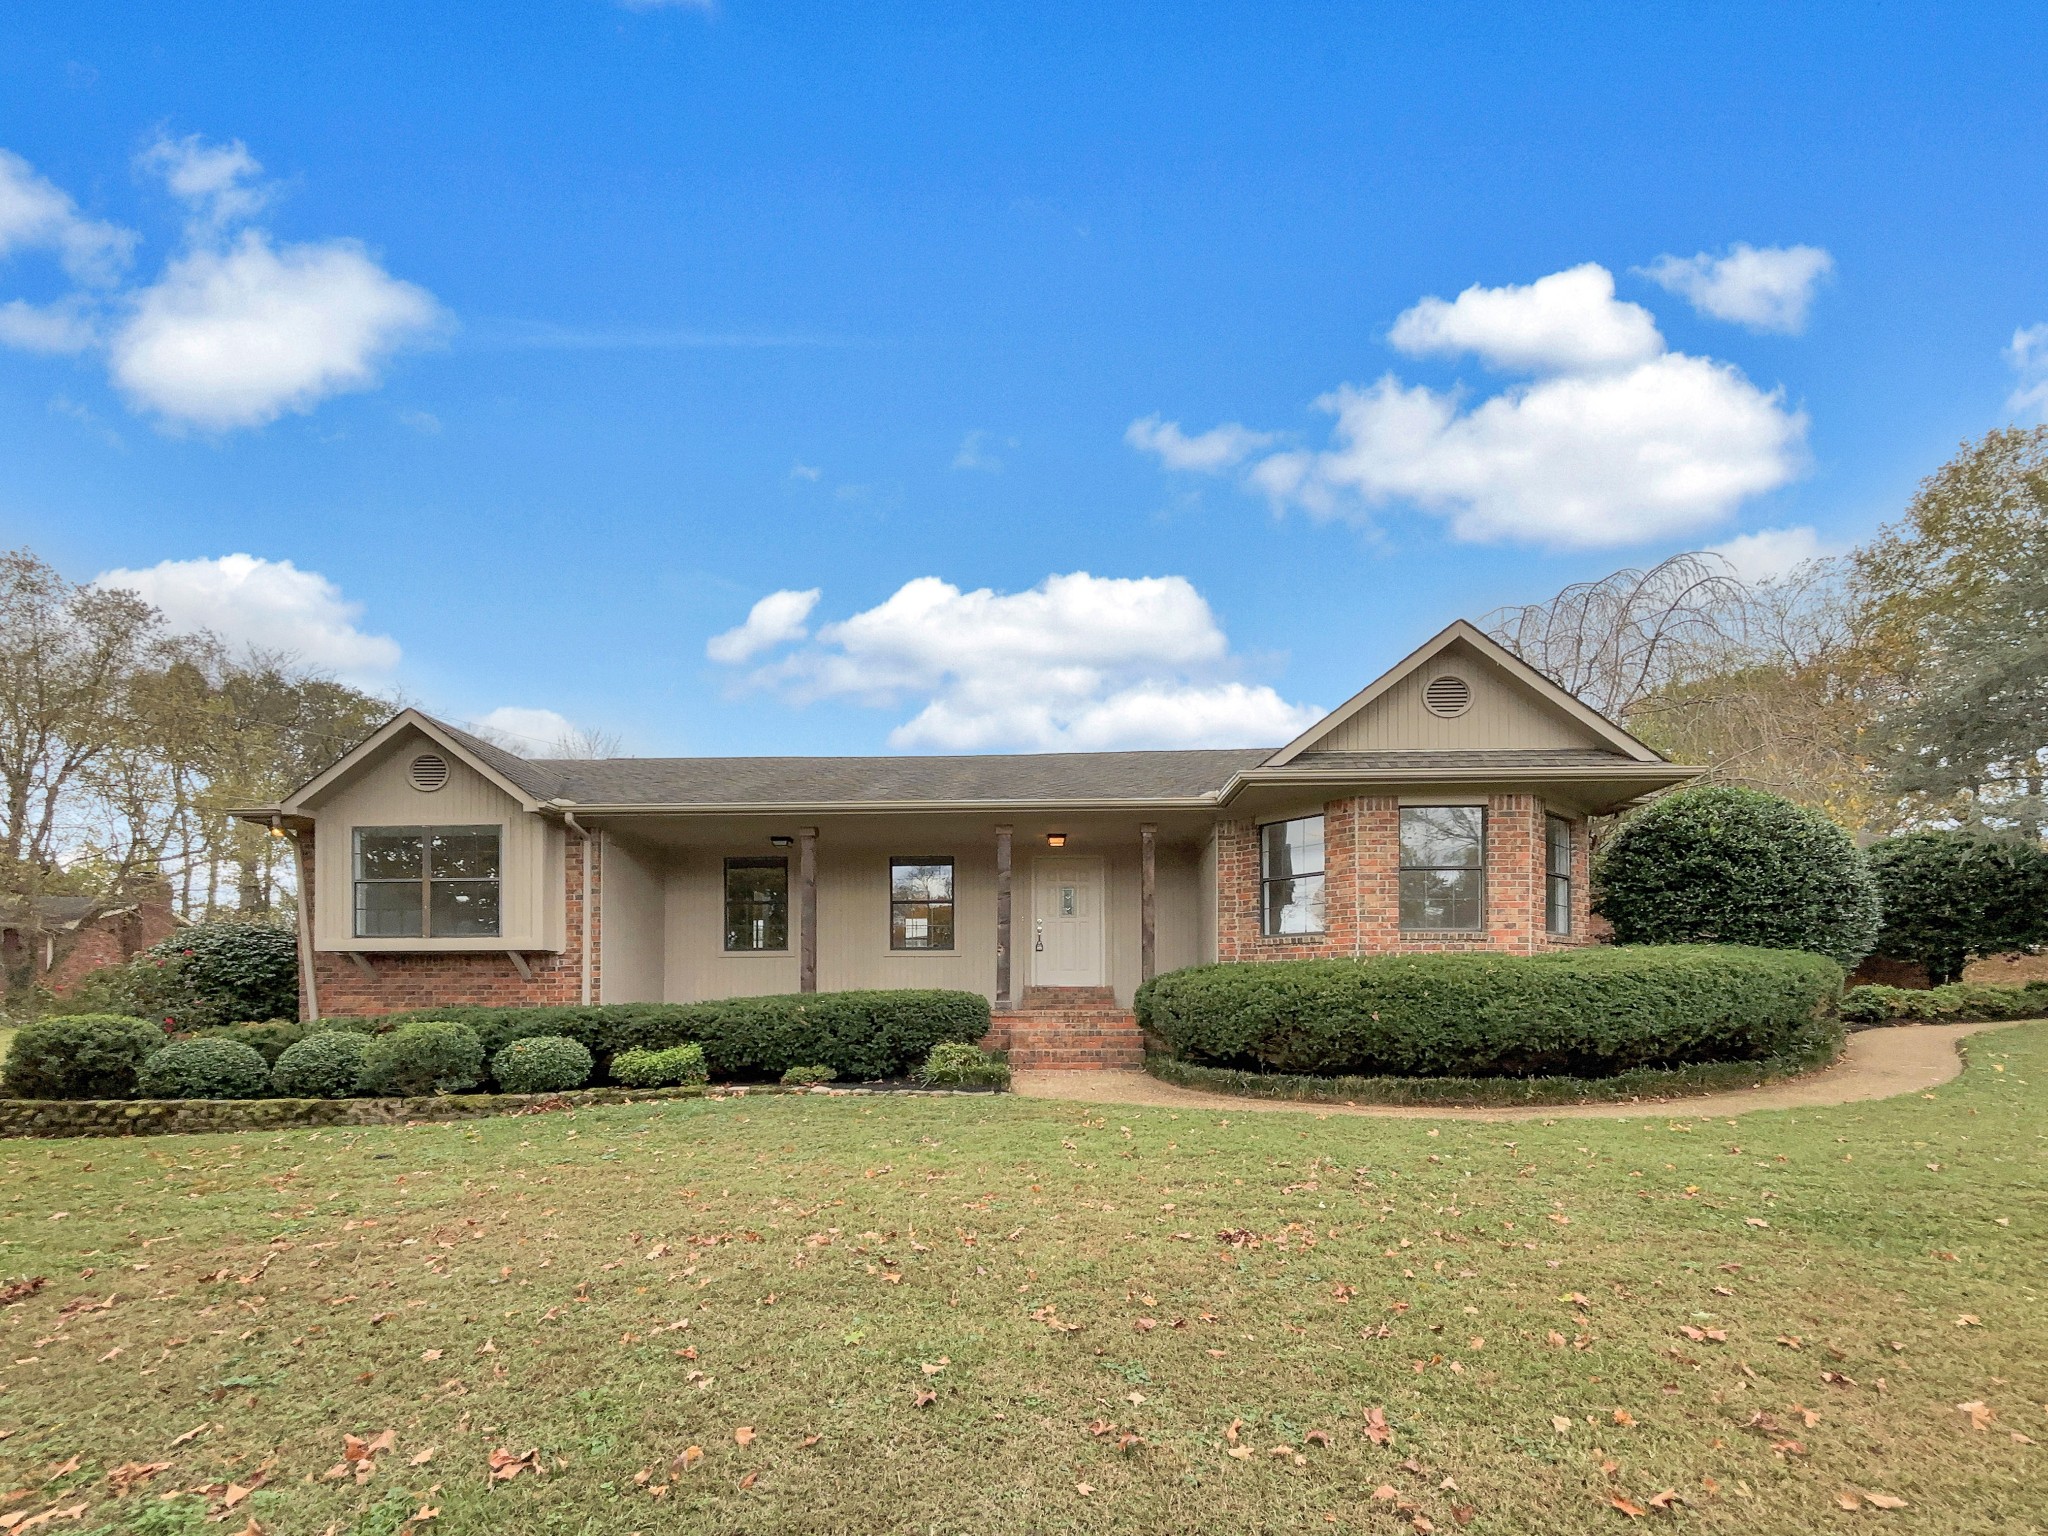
[280,709,548,814]
[532,796,1227,817]
[1262,619,1666,768]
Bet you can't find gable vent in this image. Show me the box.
[407,752,450,792]
[1422,674,1472,718]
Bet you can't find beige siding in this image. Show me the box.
[1153,845,1204,978]
[308,729,561,952]
[600,834,665,1002]
[1302,639,1605,753]
[663,851,802,1001]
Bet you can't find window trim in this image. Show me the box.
[1258,813,1328,937]
[352,824,503,940]
[1397,805,1487,932]
[1545,814,1574,936]
[723,855,791,953]
[889,856,957,952]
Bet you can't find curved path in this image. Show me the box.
[1011,1020,2032,1121]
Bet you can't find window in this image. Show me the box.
[891,858,955,950]
[1260,815,1326,935]
[1399,806,1485,930]
[353,826,501,939]
[724,857,789,951]
[1546,815,1574,935]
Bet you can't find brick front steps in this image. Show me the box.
[985,986,1146,1070]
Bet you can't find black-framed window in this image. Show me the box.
[1260,815,1326,935]
[1399,806,1485,930]
[724,857,789,951]
[1546,815,1574,936]
[353,826,501,939]
[890,858,955,950]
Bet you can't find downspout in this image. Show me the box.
[280,817,319,1022]
[563,810,595,1006]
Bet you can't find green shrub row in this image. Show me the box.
[1839,979,2048,1026]
[613,1044,709,1089]
[1136,945,1844,1079]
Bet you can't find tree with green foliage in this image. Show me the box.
[1593,785,1882,968]
[1865,831,2048,985]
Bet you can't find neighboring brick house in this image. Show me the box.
[0,883,180,995]
[234,621,1699,1066]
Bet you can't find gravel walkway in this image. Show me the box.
[1011,1020,2031,1121]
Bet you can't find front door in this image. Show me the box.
[1032,856,1105,988]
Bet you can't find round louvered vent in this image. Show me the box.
[1422,674,1472,718]
[407,752,450,792]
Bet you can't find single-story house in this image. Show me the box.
[234,621,1700,1066]
[0,882,179,996]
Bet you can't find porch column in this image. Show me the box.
[1140,822,1157,984]
[798,826,818,993]
[994,824,1013,1011]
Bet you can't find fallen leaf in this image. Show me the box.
[105,1462,171,1498]
[737,1471,758,1490]
[420,1349,444,1362]
[799,1435,821,1449]
[486,1447,542,1483]
[1612,1409,1636,1427]
[671,1446,704,1474]
[1552,1417,1573,1434]
[408,1447,438,1467]
[1075,1482,1094,1495]
[912,1389,936,1408]
[168,1425,209,1448]
[1957,1400,1996,1432]
[1306,1429,1333,1446]
[1647,1490,1680,1511]
[1607,1492,1648,1517]
[1364,1406,1393,1445]
[1866,1493,1908,1509]
[733,1427,755,1448]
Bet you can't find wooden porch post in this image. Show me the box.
[994,824,1013,1011]
[1140,822,1157,985]
[798,826,818,994]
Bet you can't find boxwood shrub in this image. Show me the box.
[610,1043,707,1088]
[1136,945,1843,1079]
[915,1041,1010,1088]
[3,1014,166,1100]
[1840,979,2048,1027]
[357,1021,485,1097]
[271,1031,373,1098]
[318,988,989,1082]
[136,1037,272,1100]
[491,1036,593,1094]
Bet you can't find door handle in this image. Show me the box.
[1034,917,1044,952]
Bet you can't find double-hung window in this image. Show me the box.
[1545,815,1574,935]
[1260,815,1326,935]
[890,858,955,950]
[1398,806,1485,930]
[724,857,789,951]
[353,826,501,938]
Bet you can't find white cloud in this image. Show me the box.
[1125,414,1274,473]
[788,461,822,481]
[706,587,821,664]
[1704,526,1834,582]
[722,571,1321,751]
[951,429,1003,472]
[0,148,134,284]
[0,138,443,432]
[1387,263,1662,372]
[109,230,443,430]
[469,706,579,753]
[2007,323,2048,420]
[1638,244,1834,334]
[1132,263,1806,549]
[93,553,401,678]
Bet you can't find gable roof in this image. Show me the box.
[279,709,558,813]
[1262,619,1667,768]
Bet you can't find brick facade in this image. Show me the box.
[299,827,600,1019]
[2,884,180,995]
[1215,794,1592,962]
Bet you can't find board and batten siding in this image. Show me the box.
[307,731,563,953]
[1304,640,1600,754]
[598,833,666,1002]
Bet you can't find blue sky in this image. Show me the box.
[3,2,2044,757]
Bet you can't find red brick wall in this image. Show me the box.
[300,826,597,1020]
[1215,794,1591,962]
[40,889,180,994]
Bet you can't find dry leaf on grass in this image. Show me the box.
[671,1446,704,1475]
[1364,1406,1393,1445]
[487,1447,543,1483]
[1957,1400,1996,1431]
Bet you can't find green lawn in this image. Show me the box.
[2,1028,2042,1535]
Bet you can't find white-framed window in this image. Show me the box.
[724,857,789,951]
[1399,806,1485,930]
[1546,815,1574,935]
[353,826,501,938]
[1260,815,1326,935]
[890,858,955,950]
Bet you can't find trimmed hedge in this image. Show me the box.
[3,1015,164,1100]
[136,1038,272,1100]
[491,1036,593,1094]
[611,1044,708,1089]
[318,988,990,1083]
[358,1022,485,1097]
[1840,979,2048,1027]
[146,921,299,1028]
[1136,945,1844,1078]
[272,1032,373,1098]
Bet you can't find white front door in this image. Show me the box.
[1031,856,1105,988]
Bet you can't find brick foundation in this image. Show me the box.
[1215,794,1592,962]
[299,828,599,1019]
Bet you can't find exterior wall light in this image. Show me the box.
[1046,833,1068,847]
[770,835,795,847]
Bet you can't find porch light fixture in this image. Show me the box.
[1046,833,1068,847]
[770,835,795,847]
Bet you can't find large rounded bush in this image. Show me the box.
[272,1031,373,1098]
[1138,945,1843,1078]
[136,1037,272,1100]
[2,1014,164,1100]
[357,1021,485,1097]
[1866,831,2048,985]
[491,1035,593,1094]
[1594,787,1881,967]
[146,921,299,1029]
